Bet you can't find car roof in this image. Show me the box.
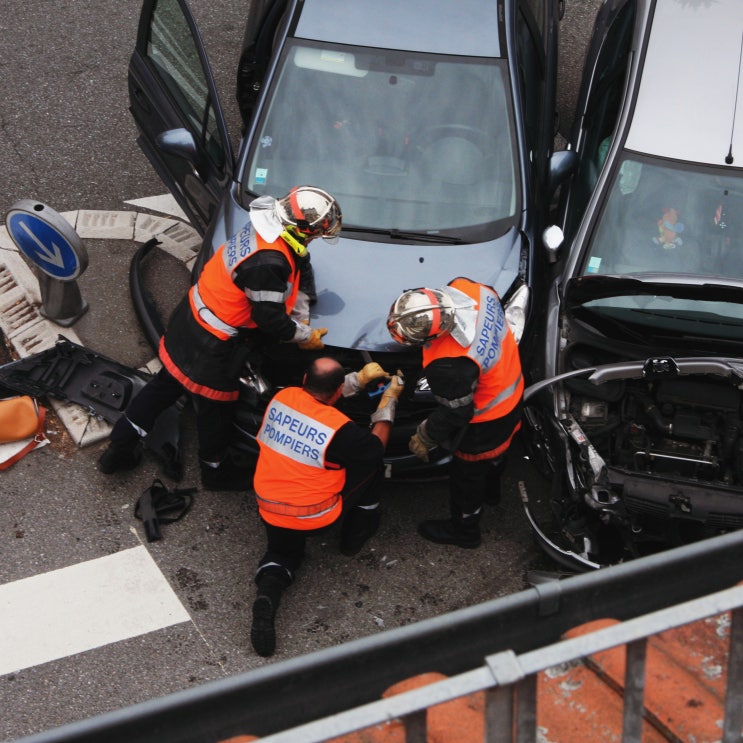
[293,0,502,57]
[625,0,743,166]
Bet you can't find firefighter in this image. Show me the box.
[249,357,404,657]
[386,277,523,548]
[98,186,342,491]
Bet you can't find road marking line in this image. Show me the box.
[0,546,191,675]
[125,194,188,220]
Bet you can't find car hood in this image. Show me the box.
[564,274,743,312]
[561,275,743,356]
[208,193,522,352]
[306,229,521,351]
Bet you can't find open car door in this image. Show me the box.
[128,0,234,235]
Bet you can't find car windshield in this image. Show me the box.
[576,154,743,341]
[242,40,518,239]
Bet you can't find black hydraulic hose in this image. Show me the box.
[129,238,165,355]
[638,393,673,435]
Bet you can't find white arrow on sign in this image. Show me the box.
[19,220,66,268]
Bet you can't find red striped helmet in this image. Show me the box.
[387,288,455,345]
[276,186,342,243]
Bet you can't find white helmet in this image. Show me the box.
[275,186,342,243]
[387,288,456,345]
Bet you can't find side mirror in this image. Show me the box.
[543,224,564,264]
[156,128,208,178]
[548,150,578,196]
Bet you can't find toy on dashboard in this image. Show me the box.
[653,206,684,249]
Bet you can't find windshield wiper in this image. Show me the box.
[342,225,465,244]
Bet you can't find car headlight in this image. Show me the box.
[239,362,272,401]
[504,284,529,345]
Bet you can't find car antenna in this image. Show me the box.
[725,30,743,165]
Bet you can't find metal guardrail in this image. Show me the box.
[257,583,743,743]
[14,528,743,743]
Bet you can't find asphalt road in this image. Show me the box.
[0,1,600,740]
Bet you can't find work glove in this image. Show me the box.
[343,361,391,397]
[298,326,327,350]
[409,421,437,462]
[370,370,405,424]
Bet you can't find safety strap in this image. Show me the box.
[255,492,340,518]
[134,479,196,542]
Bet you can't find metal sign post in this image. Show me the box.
[5,200,89,326]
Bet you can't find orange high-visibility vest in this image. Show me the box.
[254,387,350,530]
[189,222,300,340]
[422,277,523,423]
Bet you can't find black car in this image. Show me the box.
[523,0,743,569]
[128,0,571,478]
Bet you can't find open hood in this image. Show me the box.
[562,275,743,351]
[565,275,743,311]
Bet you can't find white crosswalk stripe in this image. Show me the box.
[0,545,191,676]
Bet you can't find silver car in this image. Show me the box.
[523,0,743,569]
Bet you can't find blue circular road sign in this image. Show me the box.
[5,200,88,281]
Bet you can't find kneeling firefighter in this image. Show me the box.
[250,357,404,656]
[99,186,342,491]
[387,277,523,548]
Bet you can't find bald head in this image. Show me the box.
[303,357,345,402]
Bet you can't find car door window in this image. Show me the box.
[517,0,549,176]
[237,0,289,129]
[522,0,545,35]
[147,0,226,169]
[567,0,636,236]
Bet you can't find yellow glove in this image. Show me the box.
[370,370,405,424]
[409,422,437,462]
[298,327,327,351]
[357,362,390,388]
[384,371,405,402]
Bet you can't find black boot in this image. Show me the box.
[418,513,481,548]
[98,441,142,474]
[251,569,290,657]
[340,505,381,556]
[250,596,276,657]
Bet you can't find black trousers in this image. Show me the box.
[257,465,382,580]
[449,401,523,516]
[449,455,505,516]
[110,366,235,464]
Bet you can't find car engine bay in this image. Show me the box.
[527,346,743,568]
